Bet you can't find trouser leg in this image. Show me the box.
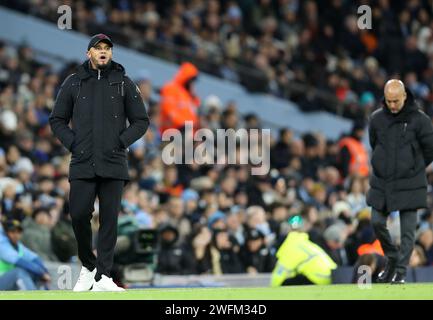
[0,268,37,290]
[371,208,399,263]
[396,210,417,275]
[95,178,124,280]
[69,178,97,271]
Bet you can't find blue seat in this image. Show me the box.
[413,267,433,283]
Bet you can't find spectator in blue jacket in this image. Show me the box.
[0,219,51,290]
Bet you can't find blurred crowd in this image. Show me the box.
[5,0,433,120]
[1,37,433,284]
[3,0,433,285]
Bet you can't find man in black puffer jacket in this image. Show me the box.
[367,79,433,284]
[49,34,149,291]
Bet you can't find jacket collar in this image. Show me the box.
[77,60,125,83]
[381,88,419,123]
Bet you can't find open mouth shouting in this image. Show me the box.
[98,55,108,64]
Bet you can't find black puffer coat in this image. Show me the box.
[367,90,433,212]
[49,60,149,181]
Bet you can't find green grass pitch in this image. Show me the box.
[1,284,433,300]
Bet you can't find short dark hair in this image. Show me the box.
[32,207,51,219]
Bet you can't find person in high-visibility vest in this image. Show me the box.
[159,62,201,134]
[0,219,51,290]
[271,215,337,286]
[338,120,369,178]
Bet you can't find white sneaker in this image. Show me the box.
[73,266,96,292]
[91,275,125,292]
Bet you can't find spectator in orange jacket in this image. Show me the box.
[160,62,200,134]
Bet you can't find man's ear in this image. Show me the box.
[86,50,91,59]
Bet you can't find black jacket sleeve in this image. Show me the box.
[119,76,150,149]
[368,118,377,150]
[49,75,76,151]
[417,111,433,166]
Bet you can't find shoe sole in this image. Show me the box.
[91,288,125,292]
[73,284,94,292]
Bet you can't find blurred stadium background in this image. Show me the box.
[1,0,433,293]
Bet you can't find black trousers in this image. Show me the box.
[371,208,417,275]
[69,177,124,279]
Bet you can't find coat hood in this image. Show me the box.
[158,223,179,247]
[173,62,199,86]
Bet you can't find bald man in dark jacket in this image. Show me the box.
[367,79,433,284]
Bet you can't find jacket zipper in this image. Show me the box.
[76,80,82,102]
[98,69,101,80]
[401,122,408,139]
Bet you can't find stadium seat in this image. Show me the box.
[331,266,354,284]
[413,267,433,283]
